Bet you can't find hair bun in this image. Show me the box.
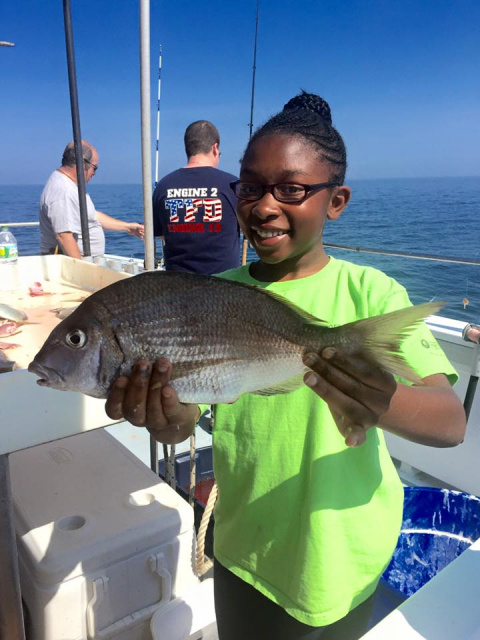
[283,91,332,125]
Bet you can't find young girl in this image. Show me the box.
[105,92,466,639]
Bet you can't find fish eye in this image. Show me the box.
[65,329,87,349]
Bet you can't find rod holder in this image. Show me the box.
[463,324,480,345]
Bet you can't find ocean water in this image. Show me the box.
[1,177,479,323]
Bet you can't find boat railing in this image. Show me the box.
[1,222,40,228]
[324,242,480,267]
[3,223,480,267]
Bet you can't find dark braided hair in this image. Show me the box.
[245,91,347,184]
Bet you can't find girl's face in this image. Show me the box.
[237,134,351,281]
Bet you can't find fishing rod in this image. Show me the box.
[154,45,163,188]
[242,1,260,265]
[248,1,260,140]
[62,0,91,257]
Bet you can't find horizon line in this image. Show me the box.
[2,175,480,188]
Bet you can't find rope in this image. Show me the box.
[189,432,196,506]
[168,444,176,490]
[241,234,248,266]
[196,480,218,577]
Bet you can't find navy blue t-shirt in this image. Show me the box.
[153,166,240,275]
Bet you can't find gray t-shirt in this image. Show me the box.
[39,170,105,256]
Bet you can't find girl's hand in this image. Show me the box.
[302,348,397,447]
[105,358,199,444]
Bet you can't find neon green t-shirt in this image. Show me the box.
[212,257,458,627]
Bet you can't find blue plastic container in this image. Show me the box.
[382,486,480,598]
[368,486,480,629]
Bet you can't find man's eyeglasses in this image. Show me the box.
[230,180,339,204]
[84,158,99,173]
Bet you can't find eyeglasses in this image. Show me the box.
[84,158,99,173]
[230,180,339,203]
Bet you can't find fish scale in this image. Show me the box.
[28,270,444,402]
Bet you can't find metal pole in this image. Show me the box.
[154,45,163,188]
[0,454,26,640]
[139,0,155,273]
[462,324,480,421]
[139,0,158,471]
[62,0,91,257]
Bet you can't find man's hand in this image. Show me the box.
[105,358,199,444]
[126,222,144,239]
[303,348,397,447]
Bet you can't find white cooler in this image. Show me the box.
[9,430,199,640]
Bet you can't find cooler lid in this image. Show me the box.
[10,429,194,584]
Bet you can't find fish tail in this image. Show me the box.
[343,301,445,383]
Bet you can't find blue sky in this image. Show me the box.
[1,0,479,184]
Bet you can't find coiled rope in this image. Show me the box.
[196,479,218,576]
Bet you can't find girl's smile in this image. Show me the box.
[237,134,351,281]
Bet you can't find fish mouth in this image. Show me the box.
[28,361,66,388]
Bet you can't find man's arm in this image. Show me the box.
[96,211,144,239]
[55,231,82,258]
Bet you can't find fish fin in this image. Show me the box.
[210,275,329,325]
[345,301,446,384]
[170,357,241,380]
[254,288,329,325]
[251,374,305,396]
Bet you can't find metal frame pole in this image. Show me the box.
[139,0,159,472]
[0,454,26,639]
[139,0,155,273]
[462,324,480,421]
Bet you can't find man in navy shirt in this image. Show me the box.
[153,121,240,275]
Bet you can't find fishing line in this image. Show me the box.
[154,44,162,188]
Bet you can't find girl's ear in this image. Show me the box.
[327,185,351,221]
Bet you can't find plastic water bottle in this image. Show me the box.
[0,226,18,264]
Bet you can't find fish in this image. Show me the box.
[28,270,444,402]
[51,306,79,319]
[0,321,21,337]
[0,341,20,349]
[0,303,28,323]
[0,350,16,374]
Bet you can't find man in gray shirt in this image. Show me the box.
[39,140,144,258]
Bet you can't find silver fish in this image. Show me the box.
[0,303,27,323]
[28,271,443,402]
